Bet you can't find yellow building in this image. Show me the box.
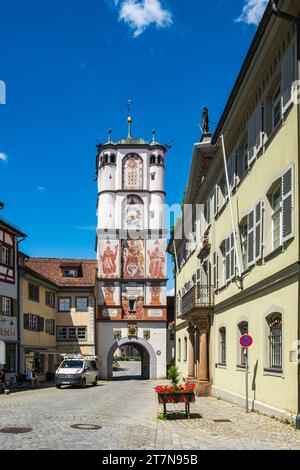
[170,0,300,426]
[19,257,97,382]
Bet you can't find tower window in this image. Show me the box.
[151,173,156,181]
[150,155,156,165]
[110,154,116,164]
[157,155,162,165]
[128,299,136,312]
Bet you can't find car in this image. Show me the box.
[55,356,98,389]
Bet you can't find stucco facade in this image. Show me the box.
[170,0,300,425]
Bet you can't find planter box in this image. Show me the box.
[157,392,196,404]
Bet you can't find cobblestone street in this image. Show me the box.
[1,363,300,450]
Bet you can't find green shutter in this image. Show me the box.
[12,299,18,317]
[24,313,29,330]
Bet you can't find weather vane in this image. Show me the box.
[127,99,133,139]
[127,99,132,115]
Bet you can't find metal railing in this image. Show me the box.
[182,284,214,316]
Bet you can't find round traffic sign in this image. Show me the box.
[240,334,253,348]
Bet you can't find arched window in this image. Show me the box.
[122,195,144,230]
[266,313,282,370]
[110,153,116,164]
[157,155,162,165]
[104,153,109,164]
[219,327,226,365]
[238,321,248,367]
[122,154,143,190]
[184,337,187,362]
[178,338,181,361]
[150,154,156,165]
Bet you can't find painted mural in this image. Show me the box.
[121,285,144,320]
[98,281,120,306]
[99,240,120,278]
[122,154,143,190]
[145,282,167,306]
[122,239,145,279]
[146,239,167,279]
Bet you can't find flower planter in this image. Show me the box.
[155,384,196,419]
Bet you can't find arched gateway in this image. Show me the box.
[107,337,157,380]
[96,117,168,381]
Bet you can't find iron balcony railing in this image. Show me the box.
[182,284,214,316]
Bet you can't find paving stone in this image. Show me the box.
[0,362,300,450]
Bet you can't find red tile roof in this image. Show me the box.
[25,258,97,287]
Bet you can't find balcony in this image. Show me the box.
[181,284,214,318]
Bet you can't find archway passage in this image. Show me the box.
[107,337,157,381]
[113,344,145,381]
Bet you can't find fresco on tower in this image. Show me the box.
[99,240,120,278]
[122,239,145,279]
[146,239,167,279]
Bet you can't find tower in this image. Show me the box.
[96,114,168,380]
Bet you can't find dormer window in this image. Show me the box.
[63,269,78,278]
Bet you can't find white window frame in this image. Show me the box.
[1,246,10,265]
[2,297,12,316]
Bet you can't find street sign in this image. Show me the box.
[240,334,253,348]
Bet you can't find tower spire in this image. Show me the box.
[127,99,133,139]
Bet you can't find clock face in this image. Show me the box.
[125,206,142,229]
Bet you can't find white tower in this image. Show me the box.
[96,115,168,380]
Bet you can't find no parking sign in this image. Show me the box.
[240,334,253,348]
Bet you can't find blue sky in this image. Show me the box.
[0,0,267,291]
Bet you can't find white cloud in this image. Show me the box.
[113,0,172,38]
[167,288,174,297]
[236,0,268,26]
[0,152,8,163]
[75,225,96,231]
[37,186,45,191]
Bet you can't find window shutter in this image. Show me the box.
[9,248,14,267]
[213,252,219,290]
[225,237,230,281]
[282,164,294,243]
[248,111,256,165]
[230,233,235,278]
[255,201,263,261]
[214,185,219,216]
[265,97,273,138]
[247,209,255,266]
[38,316,44,332]
[281,45,294,114]
[24,313,29,330]
[12,299,18,317]
[255,104,263,154]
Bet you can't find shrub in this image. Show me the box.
[167,365,180,387]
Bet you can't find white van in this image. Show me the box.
[55,356,98,389]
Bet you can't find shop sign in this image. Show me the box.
[0,316,17,341]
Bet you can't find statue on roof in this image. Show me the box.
[202,106,209,135]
